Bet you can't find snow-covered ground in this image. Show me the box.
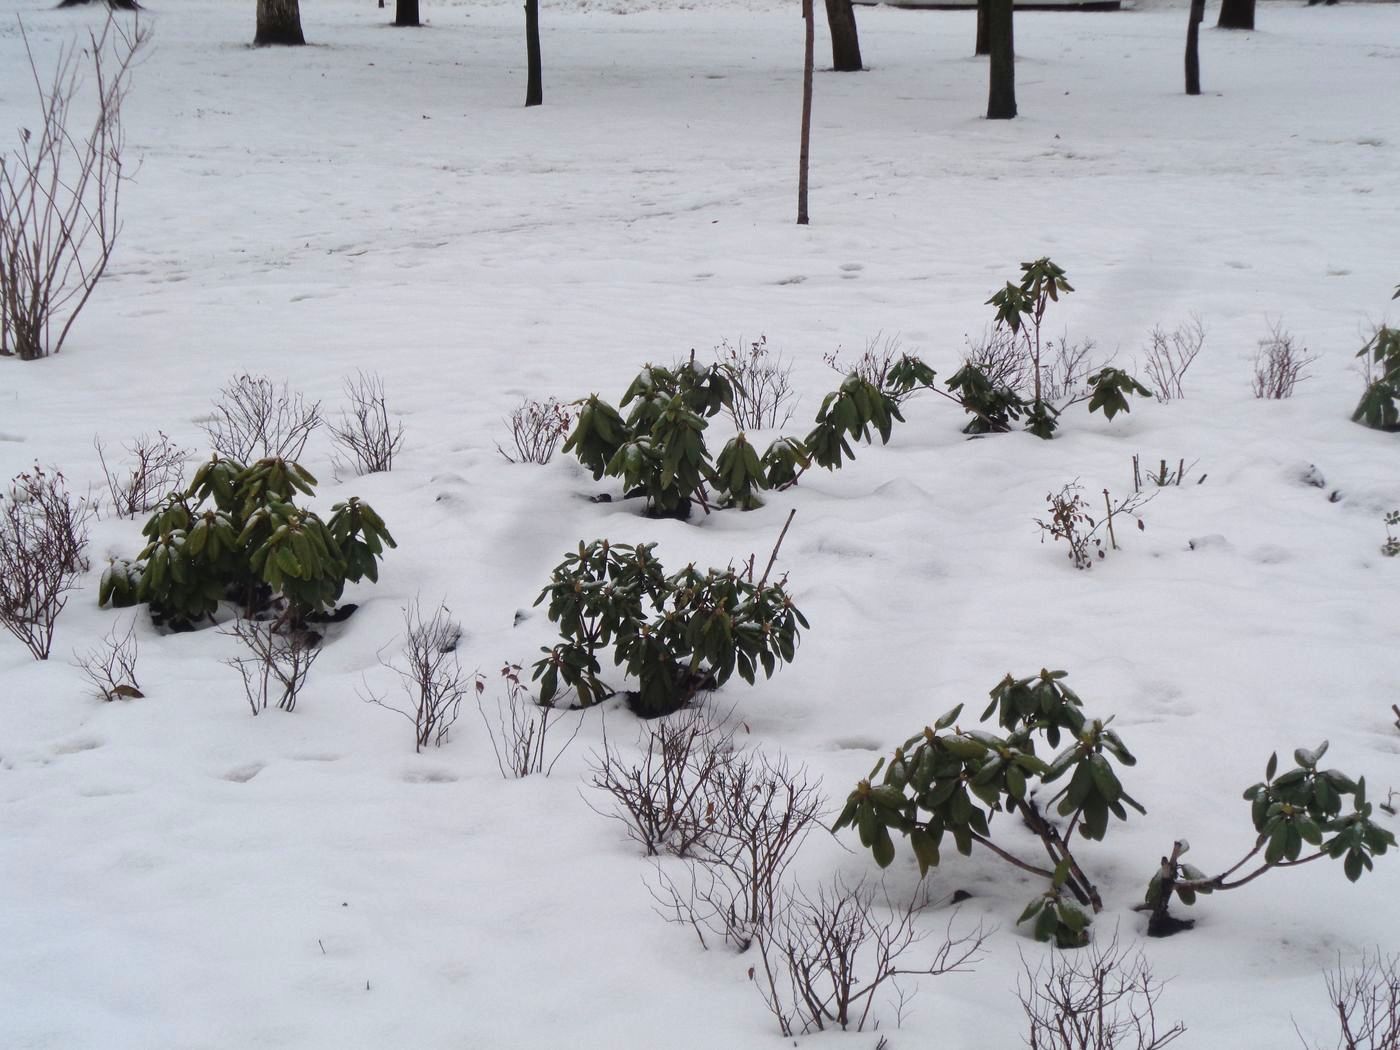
[2,0,1398,1046]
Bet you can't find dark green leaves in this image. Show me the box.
[1087,367,1153,421]
[1352,325,1400,431]
[532,540,808,716]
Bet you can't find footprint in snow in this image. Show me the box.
[52,736,104,756]
[223,762,265,783]
[403,768,458,784]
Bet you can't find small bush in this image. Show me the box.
[0,17,146,360]
[719,335,798,429]
[1141,318,1205,402]
[533,531,807,718]
[224,618,320,715]
[1018,933,1185,1050]
[752,878,985,1036]
[496,397,573,465]
[100,455,394,630]
[1036,483,1152,570]
[1382,511,1399,558]
[0,466,92,660]
[1144,742,1394,936]
[478,662,581,778]
[652,747,823,951]
[96,431,187,518]
[362,602,476,752]
[588,705,735,857]
[1299,950,1400,1050]
[329,371,403,475]
[836,670,1136,945]
[201,375,323,463]
[74,618,142,701]
[1354,324,1400,431]
[1253,322,1317,399]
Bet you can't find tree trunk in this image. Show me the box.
[1184,0,1205,95]
[1216,0,1254,29]
[798,0,814,225]
[985,0,1015,119]
[394,0,420,26]
[975,0,989,56]
[823,0,863,72]
[524,0,542,107]
[255,0,305,46]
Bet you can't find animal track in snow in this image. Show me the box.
[223,763,265,783]
[403,768,458,784]
[52,736,104,756]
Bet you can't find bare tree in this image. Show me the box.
[224,618,320,715]
[394,0,421,27]
[96,431,187,517]
[330,371,404,476]
[74,617,142,701]
[1,15,147,361]
[1018,934,1186,1050]
[753,879,986,1036]
[362,602,477,752]
[524,0,542,106]
[201,375,322,463]
[0,466,92,660]
[823,0,863,72]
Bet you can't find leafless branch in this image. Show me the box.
[478,661,582,778]
[0,465,92,660]
[329,370,404,476]
[200,374,322,463]
[0,14,148,360]
[223,618,320,715]
[361,602,477,751]
[74,616,142,701]
[95,430,187,518]
[496,397,573,464]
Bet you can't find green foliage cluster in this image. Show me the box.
[563,358,918,518]
[533,539,808,717]
[833,670,1137,947]
[1353,323,1400,431]
[1384,510,1400,557]
[99,455,395,629]
[836,671,1394,944]
[953,260,1150,438]
[1146,742,1395,935]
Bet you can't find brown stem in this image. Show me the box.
[757,508,797,590]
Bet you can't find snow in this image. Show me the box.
[1,0,1398,1046]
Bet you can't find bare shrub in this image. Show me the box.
[201,374,322,463]
[0,16,147,361]
[329,371,403,476]
[825,332,911,401]
[496,397,573,464]
[1040,334,1102,406]
[1018,934,1186,1050]
[224,618,320,715]
[74,617,142,701]
[652,749,823,950]
[965,327,1101,407]
[752,878,986,1036]
[478,662,582,778]
[1036,483,1153,570]
[1141,318,1205,402]
[1299,951,1400,1050]
[1253,322,1318,400]
[966,325,1034,394]
[0,466,92,660]
[716,335,798,430]
[96,430,187,518]
[587,705,735,857]
[1131,455,1205,491]
[362,602,476,752]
